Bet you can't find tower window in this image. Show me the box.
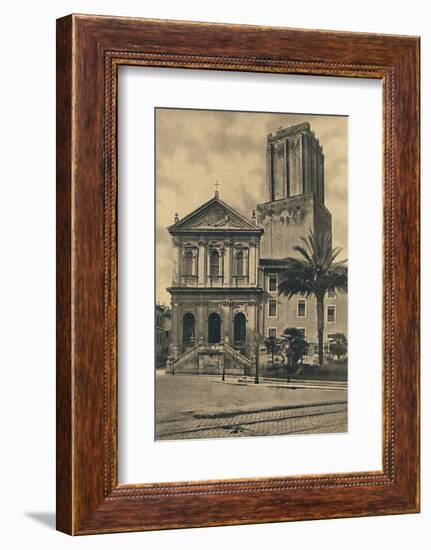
[297,299,306,318]
[268,299,277,318]
[268,274,277,292]
[327,305,336,323]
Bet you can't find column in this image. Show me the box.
[320,153,325,204]
[198,240,205,286]
[222,302,230,344]
[171,238,179,285]
[255,242,259,287]
[249,243,256,286]
[247,303,256,359]
[206,247,210,283]
[224,241,231,287]
[203,301,208,343]
[301,132,310,194]
[266,141,274,201]
[284,138,290,197]
[170,301,179,359]
[274,140,285,200]
[197,302,205,344]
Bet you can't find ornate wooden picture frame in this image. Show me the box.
[56,14,420,535]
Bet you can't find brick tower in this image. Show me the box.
[257,122,332,259]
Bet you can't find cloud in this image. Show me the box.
[156,109,348,303]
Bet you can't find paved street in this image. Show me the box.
[156,372,347,440]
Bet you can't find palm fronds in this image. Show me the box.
[278,230,348,367]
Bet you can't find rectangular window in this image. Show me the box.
[268,328,277,339]
[297,299,306,318]
[327,305,336,322]
[268,274,277,292]
[268,299,277,318]
[210,250,220,276]
[184,250,194,276]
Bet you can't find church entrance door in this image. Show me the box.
[233,312,247,355]
[208,313,221,344]
[182,312,195,349]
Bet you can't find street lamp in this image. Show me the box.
[255,333,260,384]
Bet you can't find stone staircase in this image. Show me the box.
[222,343,252,371]
[167,342,201,373]
[167,342,252,375]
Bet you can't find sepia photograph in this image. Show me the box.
[155,108,348,441]
[51,9,420,539]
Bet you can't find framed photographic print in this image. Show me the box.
[56,14,420,534]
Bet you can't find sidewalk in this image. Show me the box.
[217,375,347,392]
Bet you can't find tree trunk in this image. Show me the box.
[316,293,325,367]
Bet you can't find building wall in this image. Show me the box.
[260,271,348,345]
[173,235,259,289]
[168,212,263,362]
[313,198,332,243]
[170,291,260,359]
[257,193,331,260]
[155,304,171,368]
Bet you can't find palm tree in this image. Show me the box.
[281,328,310,372]
[278,231,348,367]
[329,333,348,360]
[264,336,278,369]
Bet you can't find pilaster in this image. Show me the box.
[198,240,205,286]
[171,238,179,285]
[224,240,231,287]
[249,242,256,286]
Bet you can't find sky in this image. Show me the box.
[156,108,348,304]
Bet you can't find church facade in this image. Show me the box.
[165,122,347,374]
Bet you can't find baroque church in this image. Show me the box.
[165,122,347,374]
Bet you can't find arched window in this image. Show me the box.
[235,251,244,276]
[184,250,194,276]
[210,249,220,276]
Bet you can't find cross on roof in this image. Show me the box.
[214,181,220,198]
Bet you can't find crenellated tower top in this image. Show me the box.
[266,122,325,204]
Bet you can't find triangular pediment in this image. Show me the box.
[169,196,259,233]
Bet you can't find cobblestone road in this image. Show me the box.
[156,373,347,441]
[156,402,347,440]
